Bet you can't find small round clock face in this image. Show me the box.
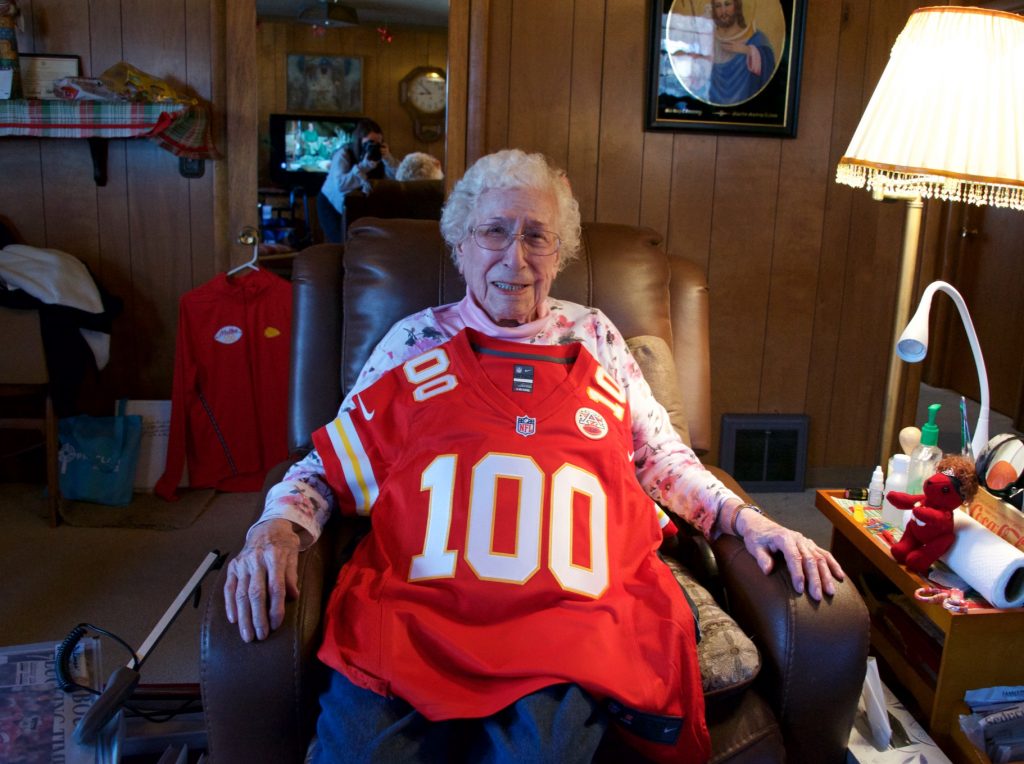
[408,73,446,115]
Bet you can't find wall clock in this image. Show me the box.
[399,66,446,142]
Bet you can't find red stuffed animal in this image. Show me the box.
[886,455,978,574]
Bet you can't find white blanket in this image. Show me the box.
[0,244,110,369]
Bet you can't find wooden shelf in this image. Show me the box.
[0,99,213,185]
[816,490,1024,764]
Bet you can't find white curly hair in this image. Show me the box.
[396,152,444,182]
[440,149,581,271]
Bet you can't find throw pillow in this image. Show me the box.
[625,335,690,446]
[662,556,761,698]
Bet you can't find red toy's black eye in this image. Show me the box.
[942,486,950,493]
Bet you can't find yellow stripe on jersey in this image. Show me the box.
[327,413,378,515]
[654,503,671,530]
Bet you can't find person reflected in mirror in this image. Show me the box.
[317,118,398,242]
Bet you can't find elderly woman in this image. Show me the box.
[226,149,843,763]
[396,151,444,182]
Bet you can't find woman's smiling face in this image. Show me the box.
[457,187,561,326]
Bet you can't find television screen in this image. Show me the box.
[268,113,360,191]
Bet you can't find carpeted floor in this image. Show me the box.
[0,484,257,685]
[59,488,218,530]
[748,488,832,547]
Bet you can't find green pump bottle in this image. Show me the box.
[906,403,942,494]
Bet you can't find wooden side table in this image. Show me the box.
[815,489,1024,764]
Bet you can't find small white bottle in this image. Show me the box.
[907,403,942,495]
[882,454,910,529]
[868,465,885,509]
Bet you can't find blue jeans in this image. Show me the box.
[311,671,609,763]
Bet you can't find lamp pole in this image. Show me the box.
[878,191,924,465]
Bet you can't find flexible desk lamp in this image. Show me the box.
[897,281,989,460]
[835,6,1024,465]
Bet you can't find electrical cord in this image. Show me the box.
[55,622,140,694]
[55,622,199,723]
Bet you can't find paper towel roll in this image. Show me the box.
[944,509,1024,609]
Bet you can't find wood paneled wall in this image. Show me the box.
[0,0,223,408]
[4,0,979,478]
[256,20,447,188]
[464,0,930,478]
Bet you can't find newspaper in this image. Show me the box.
[0,638,118,764]
[961,686,1024,762]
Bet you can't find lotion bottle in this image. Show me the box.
[882,454,910,529]
[906,403,942,495]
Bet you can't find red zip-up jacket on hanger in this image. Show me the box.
[156,269,291,500]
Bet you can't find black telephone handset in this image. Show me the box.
[73,666,141,743]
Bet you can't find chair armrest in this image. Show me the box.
[710,533,869,764]
[201,530,331,763]
[200,461,361,764]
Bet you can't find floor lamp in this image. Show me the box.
[835,6,1024,466]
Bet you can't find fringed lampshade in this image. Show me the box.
[836,6,1024,210]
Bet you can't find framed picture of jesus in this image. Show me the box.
[646,0,807,136]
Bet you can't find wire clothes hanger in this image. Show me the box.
[227,226,261,277]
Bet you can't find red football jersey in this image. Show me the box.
[312,329,708,759]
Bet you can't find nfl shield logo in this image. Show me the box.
[515,415,537,437]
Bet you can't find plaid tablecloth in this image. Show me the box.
[0,98,216,159]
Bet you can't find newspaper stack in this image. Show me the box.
[960,686,1024,763]
[0,638,117,763]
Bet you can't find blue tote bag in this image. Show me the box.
[58,399,142,506]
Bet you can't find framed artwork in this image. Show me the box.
[286,54,362,113]
[19,54,81,99]
[646,0,807,136]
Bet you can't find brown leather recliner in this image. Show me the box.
[200,219,869,763]
[341,178,445,237]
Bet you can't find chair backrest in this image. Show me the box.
[287,218,712,456]
[0,306,48,385]
[341,179,444,237]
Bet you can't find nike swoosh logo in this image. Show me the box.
[356,394,375,421]
[627,450,635,462]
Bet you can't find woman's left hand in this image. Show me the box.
[735,508,845,601]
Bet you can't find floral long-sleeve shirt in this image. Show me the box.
[253,296,740,547]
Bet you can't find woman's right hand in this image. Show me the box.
[223,518,301,642]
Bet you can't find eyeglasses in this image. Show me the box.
[976,433,1024,511]
[469,224,561,257]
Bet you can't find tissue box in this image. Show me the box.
[968,489,1024,553]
